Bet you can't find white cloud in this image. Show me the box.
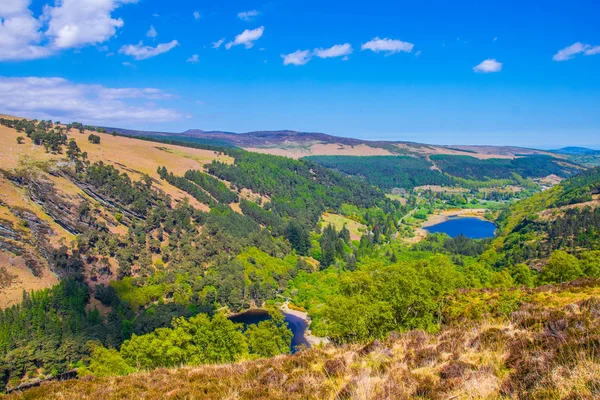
[212,38,225,49]
[193,11,201,20]
[119,40,179,60]
[0,0,52,61]
[225,26,264,50]
[282,50,311,66]
[314,43,353,59]
[238,10,259,21]
[0,76,180,123]
[45,0,138,49]
[122,61,136,68]
[187,54,199,63]
[0,0,137,61]
[585,46,600,56]
[361,37,414,55]
[415,50,422,57]
[553,42,600,61]
[473,58,502,73]
[146,25,157,38]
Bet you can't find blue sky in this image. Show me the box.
[1,0,599,148]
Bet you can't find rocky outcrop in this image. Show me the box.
[0,217,48,277]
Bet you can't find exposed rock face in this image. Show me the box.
[9,171,90,235]
[0,216,49,277]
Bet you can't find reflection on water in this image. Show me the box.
[229,309,309,353]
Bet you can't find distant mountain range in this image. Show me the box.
[551,147,600,155]
[100,125,553,159]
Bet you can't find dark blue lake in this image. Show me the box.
[424,217,496,239]
[229,310,309,353]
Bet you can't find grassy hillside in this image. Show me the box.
[10,279,600,399]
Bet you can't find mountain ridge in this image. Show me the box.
[99,124,554,159]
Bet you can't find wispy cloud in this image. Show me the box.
[238,10,260,21]
[212,38,225,49]
[282,50,312,66]
[146,25,157,38]
[186,54,199,64]
[119,40,179,60]
[226,26,264,50]
[473,58,502,73]
[0,76,181,123]
[193,11,201,20]
[361,37,414,55]
[314,43,353,59]
[553,42,600,61]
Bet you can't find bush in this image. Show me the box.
[88,134,101,144]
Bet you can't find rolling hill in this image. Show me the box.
[101,124,554,159]
[2,115,600,398]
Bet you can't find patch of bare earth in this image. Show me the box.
[0,251,58,309]
[245,143,393,159]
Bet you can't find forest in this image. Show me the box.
[304,154,581,190]
[0,119,599,394]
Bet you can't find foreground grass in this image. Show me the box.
[10,280,600,399]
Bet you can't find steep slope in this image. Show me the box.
[0,117,403,392]
[11,279,600,400]
[0,121,233,307]
[485,167,600,267]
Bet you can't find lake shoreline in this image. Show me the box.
[229,304,330,349]
[411,208,493,242]
[281,302,330,347]
[420,208,490,228]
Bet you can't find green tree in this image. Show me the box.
[539,250,582,284]
[285,221,311,256]
[580,251,600,278]
[85,344,135,378]
[245,310,293,357]
[16,136,25,144]
[509,264,534,287]
[88,134,101,144]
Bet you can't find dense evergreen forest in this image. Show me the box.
[1,119,599,393]
[304,154,581,190]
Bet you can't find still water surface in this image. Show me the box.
[424,217,496,239]
[229,309,309,353]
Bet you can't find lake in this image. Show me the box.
[229,309,309,353]
[424,217,496,239]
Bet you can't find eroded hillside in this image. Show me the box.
[0,120,231,307]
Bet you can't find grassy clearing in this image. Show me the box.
[321,212,366,241]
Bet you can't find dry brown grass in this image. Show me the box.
[11,281,600,399]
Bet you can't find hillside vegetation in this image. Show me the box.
[304,154,582,190]
[10,279,600,399]
[1,116,600,398]
[486,167,600,267]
